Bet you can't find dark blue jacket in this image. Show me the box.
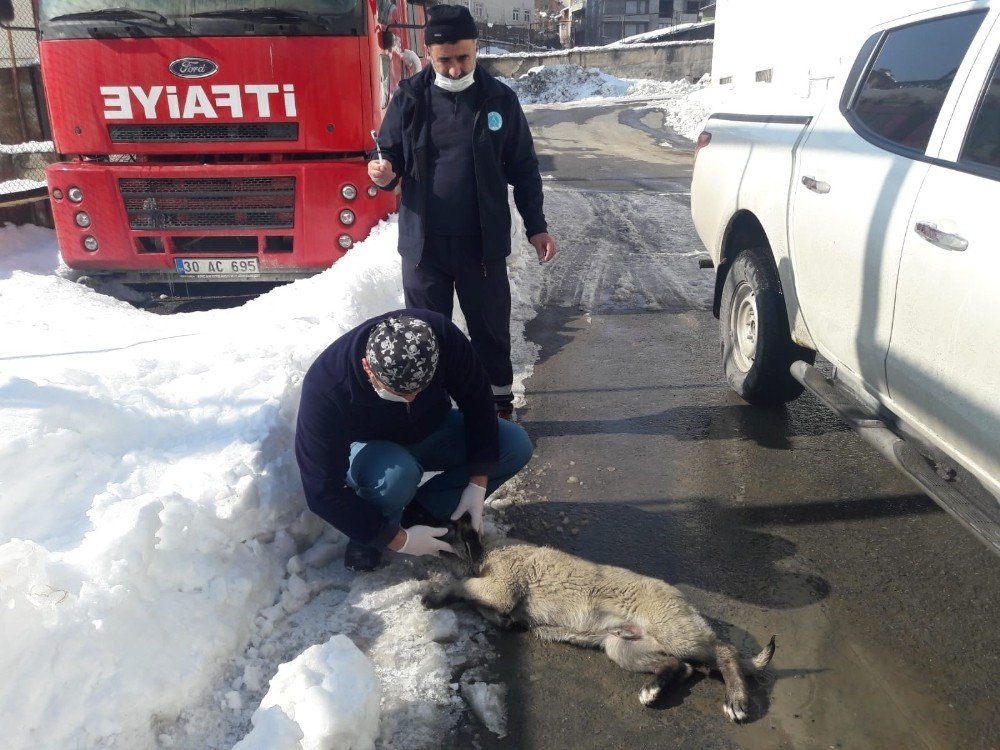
[375,64,548,262]
[295,309,498,546]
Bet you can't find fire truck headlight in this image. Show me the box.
[339,209,355,226]
[366,186,378,198]
[338,234,353,249]
[341,184,357,200]
[52,188,64,201]
[67,187,84,203]
[82,236,99,252]
[75,211,92,228]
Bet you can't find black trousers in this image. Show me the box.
[402,234,513,389]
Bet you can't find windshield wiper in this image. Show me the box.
[48,7,174,26]
[189,7,333,30]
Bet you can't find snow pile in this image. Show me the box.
[0,221,64,277]
[233,635,380,750]
[461,682,507,737]
[0,209,542,749]
[658,78,714,139]
[502,64,630,104]
[502,64,699,106]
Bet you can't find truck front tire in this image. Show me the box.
[720,247,814,405]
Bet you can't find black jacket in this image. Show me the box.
[376,64,548,262]
[294,309,499,547]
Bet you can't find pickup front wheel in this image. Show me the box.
[720,247,814,405]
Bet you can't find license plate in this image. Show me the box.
[174,257,260,277]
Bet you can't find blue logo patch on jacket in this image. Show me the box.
[487,111,503,131]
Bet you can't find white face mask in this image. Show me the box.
[374,386,411,403]
[434,70,475,93]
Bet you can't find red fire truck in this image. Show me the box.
[34,0,426,284]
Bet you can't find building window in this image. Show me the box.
[755,68,773,83]
[473,2,484,19]
[513,8,519,21]
[626,1,649,14]
[684,1,699,12]
[658,0,674,17]
[719,75,732,85]
[524,10,530,22]
[624,22,648,35]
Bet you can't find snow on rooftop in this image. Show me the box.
[611,20,715,46]
[478,37,711,60]
[0,178,47,196]
[0,140,54,155]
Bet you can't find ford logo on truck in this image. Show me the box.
[169,58,218,79]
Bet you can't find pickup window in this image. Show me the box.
[849,10,987,154]
[961,53,1000,174]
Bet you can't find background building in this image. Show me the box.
[585,0,710,46]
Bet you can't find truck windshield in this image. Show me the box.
[39,0,364,39]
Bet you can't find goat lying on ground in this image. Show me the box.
[424,527,775,722]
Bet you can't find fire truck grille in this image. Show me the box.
[119,177,296,230]
[108,123,299,142]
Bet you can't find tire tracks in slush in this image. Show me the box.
[539,186,713,314]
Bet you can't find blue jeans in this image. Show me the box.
[345,409,533,535]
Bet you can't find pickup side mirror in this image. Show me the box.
[0,0,15,25]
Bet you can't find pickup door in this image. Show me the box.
[886,16,1000,497]
[789,7,990,392]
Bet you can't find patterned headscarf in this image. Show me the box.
[364,315,440,394]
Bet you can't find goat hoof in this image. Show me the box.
[723,697,749,723]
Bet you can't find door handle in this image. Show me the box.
[801,175,831,194]
[914,221,968,252]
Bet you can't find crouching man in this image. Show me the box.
[295,310,533,571]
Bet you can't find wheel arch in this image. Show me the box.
[712,210,773,318]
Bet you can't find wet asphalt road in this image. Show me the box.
[462,102,1000,749]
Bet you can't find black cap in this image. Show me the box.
[424,4,478,45]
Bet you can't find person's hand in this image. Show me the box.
[367,159,397,188]
[398,525,455,557]
[529,232,557,264]
[451,481,487,534]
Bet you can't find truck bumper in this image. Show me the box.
[46,159,396,281]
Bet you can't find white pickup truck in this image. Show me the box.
[691,1,1000,552]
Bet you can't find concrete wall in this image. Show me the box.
[480,40,712,81]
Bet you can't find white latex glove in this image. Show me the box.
[398,525,455,557]
[451,482,487,534]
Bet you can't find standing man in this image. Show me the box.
[295,310,534,572]
[368,4,557,420]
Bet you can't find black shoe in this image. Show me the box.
[344,539,382,572]
[495,393,515,421]
[400,501,443,528]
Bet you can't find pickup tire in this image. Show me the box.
[720,247,815,405]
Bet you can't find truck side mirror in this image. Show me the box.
[0,0,15,25]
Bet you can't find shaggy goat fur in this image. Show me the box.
[423,537,775,722]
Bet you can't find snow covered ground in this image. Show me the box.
[0,216,542,749]
[0,65,711,750]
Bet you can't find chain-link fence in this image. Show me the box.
[1,0,54,207]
